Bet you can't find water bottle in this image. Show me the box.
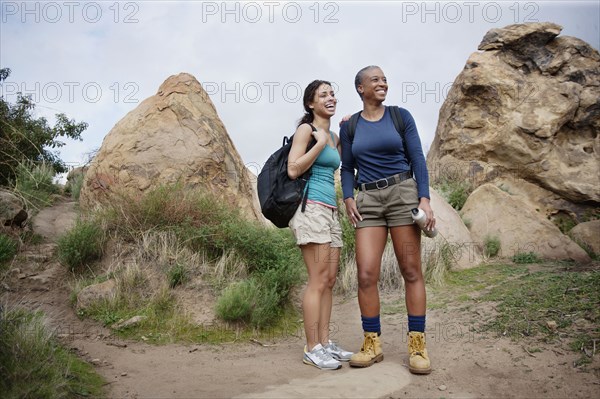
[411,208,438,238]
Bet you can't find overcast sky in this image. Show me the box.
[1,1,598,178]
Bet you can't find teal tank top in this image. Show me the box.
[307,132,340,207]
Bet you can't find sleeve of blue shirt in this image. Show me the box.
[340,120,356,200]
[399,108,430,200]
[340,107,430,201]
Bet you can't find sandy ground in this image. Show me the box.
[2,199,598,398]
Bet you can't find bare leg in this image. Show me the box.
[301,243,334,350]
[355,227,388,317]
[390,225,426,315]
[318,246,340,344]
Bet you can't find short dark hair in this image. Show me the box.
[354,65,380,99]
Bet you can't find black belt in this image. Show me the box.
[358,171,412,191]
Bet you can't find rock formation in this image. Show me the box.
[0,189,27,227]
[425,189,483,270]
[76,279,116,311]
[79,73,263,221]
[427,22,598,262]
[461,184,590,262]
[569,220,600,256]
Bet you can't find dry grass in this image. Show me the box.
[336,238,452,295]
[212,249,248,287]
[0,305,105,397]
[71,183,303,329]
[337,244,404,295]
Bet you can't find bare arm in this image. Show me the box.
[287,124,328,179]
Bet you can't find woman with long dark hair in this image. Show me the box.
[287,80,353,370]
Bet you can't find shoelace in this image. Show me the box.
[360,335,375,354]
[327,342,343,352]
[313,347,335,362]
[409,334,425,356]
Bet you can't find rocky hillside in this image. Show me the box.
[427,22,599,262]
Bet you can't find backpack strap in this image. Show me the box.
[388,106,410,165]
[301,124,318,212]
[347,112,361,144]
[347,107,405,145]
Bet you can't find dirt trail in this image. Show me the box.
[1,199,598,398]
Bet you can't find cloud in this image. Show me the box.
[1,0,598,172]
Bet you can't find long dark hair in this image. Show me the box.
[297,79,332,127]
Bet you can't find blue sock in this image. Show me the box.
[408,314,426,333]
[361,315,381,334]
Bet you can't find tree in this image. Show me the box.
[0,68,88,186]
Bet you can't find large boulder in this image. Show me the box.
[80,73,263,221]
[569,220,600,256]
[426,22,599,264]
[425,188,483,270]
[0,189,27,227]
[427,22,599,205]
[461,184,590,263]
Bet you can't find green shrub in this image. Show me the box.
[581,208,600,222]
[484,235,501,258]
[0,234,18,267]
[512,252,540,264]
[215,279,258,323]
[104,183,231,238]
[0,307,105,398]
[219,220,300,273]
[215,275,289,328]
[434,177,472,211]
[57,219,104,271]
[167,262,190,288]
[551,212,577,234]
[98,184,304,328]
[12,161,59,210]
[209,223,302,327]
[250,283,282,327]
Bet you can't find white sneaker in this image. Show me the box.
[324,340,354,362]
[303,343,342,370]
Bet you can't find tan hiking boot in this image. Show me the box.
[349,332,383,368]
[408,331,431,374]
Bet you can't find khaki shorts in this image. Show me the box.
[289,202,343,247]
[355,178,419,228]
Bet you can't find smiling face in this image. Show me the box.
[357,67,388,103]
[309,83,337,118]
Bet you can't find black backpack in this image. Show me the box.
[257,125,317,228]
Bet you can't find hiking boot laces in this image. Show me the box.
[360,334,375,354]
[409,333,425,356]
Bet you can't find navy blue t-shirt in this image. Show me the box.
[340,107,430,200]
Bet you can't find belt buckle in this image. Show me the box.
[375,178,389,189]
